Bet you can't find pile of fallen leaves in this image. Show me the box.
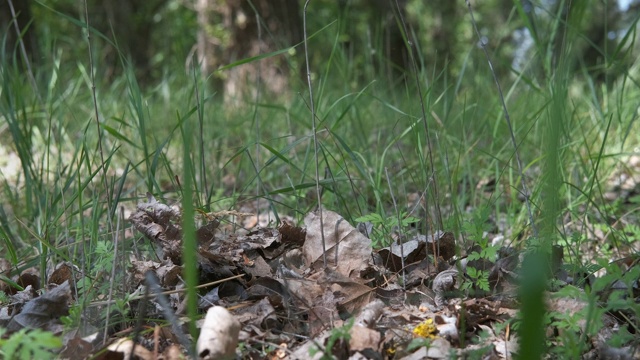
[1,192,638,359]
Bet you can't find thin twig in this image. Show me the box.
[465,0,538,237]
[303,0,326,267]
[87,274,246,308]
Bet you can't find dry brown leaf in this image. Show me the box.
[314,269,375,315]
[59,336,95,360]
[129,193,183,263]
[349,325,382,353]
[233,297,279,331]
[49,262,75,285]
[283,276,337,336]
[303,209,371,278]
[6,281,70,333]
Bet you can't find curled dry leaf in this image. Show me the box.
[49,262,75,286]
[278,220,306,246]
[17,268,40,292]
[377,239,425,272]
[432,269,459,307]
[130,258,182,288]
[129,193,183,263]
[197,306,241,360]
[425,231,456,261]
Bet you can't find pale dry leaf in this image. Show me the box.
[288,330,331,360]
[493,336,519,359]
[197,306,241,360]
[399,337,452,359]
[233,297,278,330]
[354,299,384,328]
[348,325,381,352]
[435,314,458,340]
[106,338,154,360]
[303,209,371,278]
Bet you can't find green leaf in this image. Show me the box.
[0,329,61,359]
[468,251,481,261]
[355,213,384,224]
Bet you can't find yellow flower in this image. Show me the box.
[413,318,438,339]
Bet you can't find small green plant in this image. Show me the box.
[61,303,83,329]
[542,262,640,357]
[355,212,420,249]
[0,290,10,305]
[309,318,354,360]
[405,337,432,353]
[0,328,62,359]
[464,266,490,292]
[460,207,497,293]
[622,223,640,244]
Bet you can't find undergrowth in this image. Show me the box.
[0,0,639,358]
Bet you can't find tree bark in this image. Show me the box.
[196,0,302,100]
[88,0,165,81]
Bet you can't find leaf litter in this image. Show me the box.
[0,193,638,359]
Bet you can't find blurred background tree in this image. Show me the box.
[2,0,638,96]
[196,0,302,100]
[1,0,39,66]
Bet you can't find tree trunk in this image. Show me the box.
[0,0,38,66]
[196,0,302,101]
[88,0,165,81]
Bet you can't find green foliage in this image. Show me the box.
[0,291,10,305]
[355,212,420,249]
[0,328,62,360]
[93,241,115,273]
[460,207,495,293]
[309,318,354,360]
[461,206,493,248]
[464,266,490,293]
[406,337,432,352]
[60,304,83,329]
